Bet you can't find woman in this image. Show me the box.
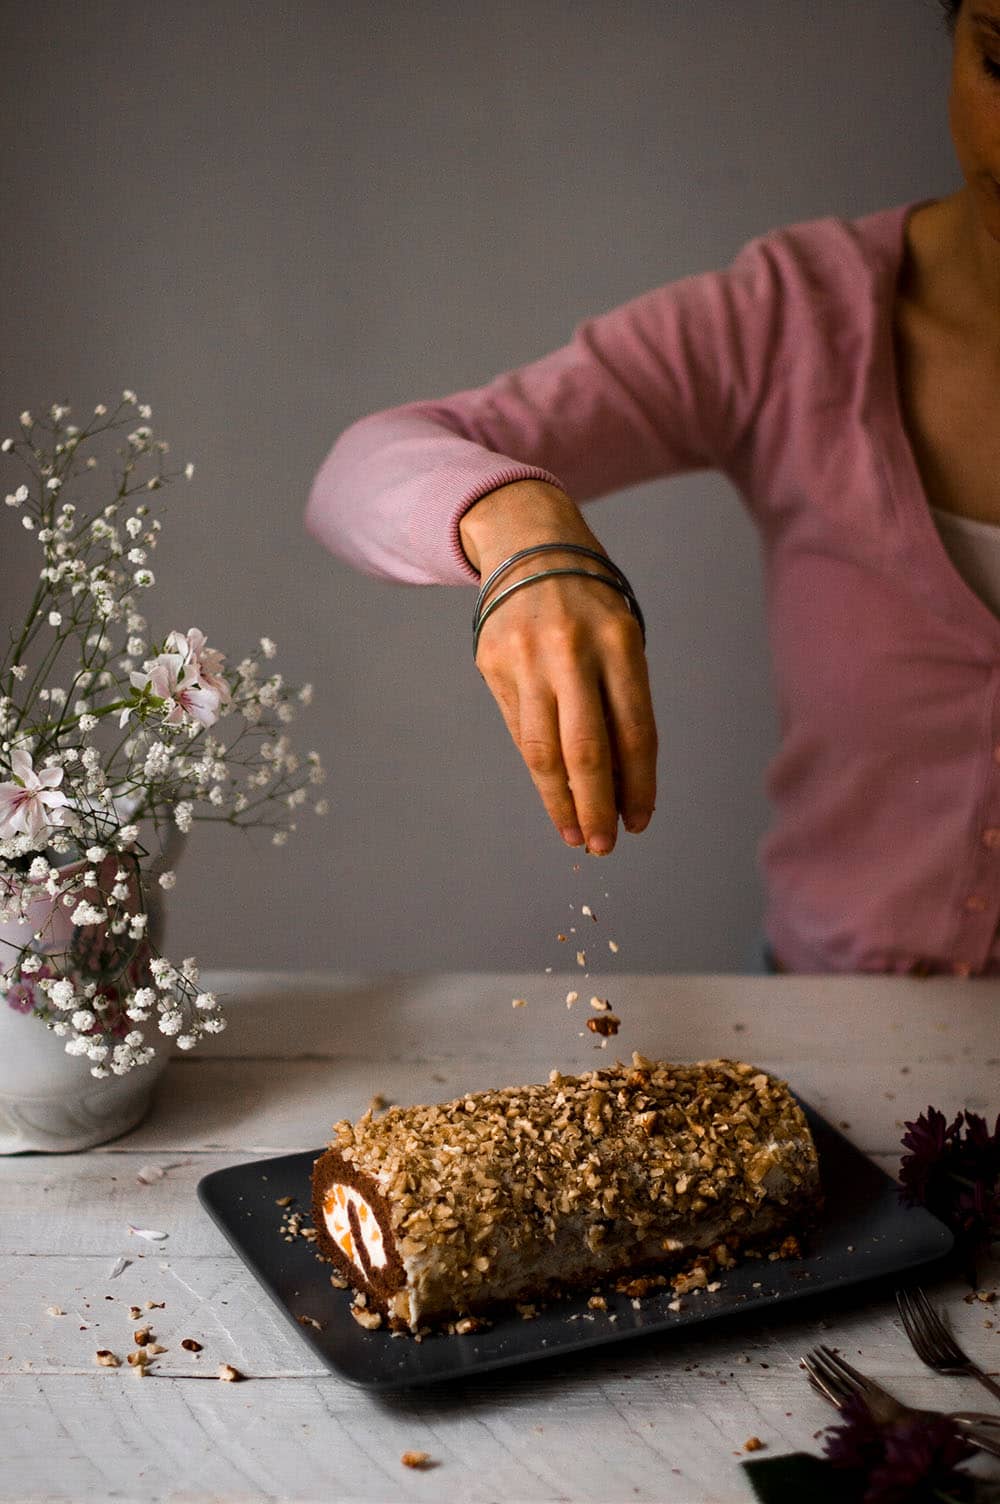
[306,0,1000,977]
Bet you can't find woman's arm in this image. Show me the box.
[305,239,779,852]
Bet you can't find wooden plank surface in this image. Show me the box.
[2,971,999,1503]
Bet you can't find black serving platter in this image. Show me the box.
[197,1102,953,1390]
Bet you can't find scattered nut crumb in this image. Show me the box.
[275,1195,294,1207]
[566,990,578,1007]
[744,1437,766,1453]
[218,1363,243,1381]
[401,1451,435,1470]
[511,997,526,1009]
[581,905,596,921]
[589,995,611,1011]
[181,1338,203,1352]
[128,1306,142,1320]
[576,950,586,967]
[330,1272,349,1289]
[145,1301,165,1310]
[556,933,567,942]
[146,1343,167,1355]
[126,1350,149,1368]
[296,1314,324,1330]
[45,1306,65,1318]
[367,1093,389,1114]
[588,1295,607,1311]
[608,940,619,952]
[94,1350,120,1367]
[350,1304,383,1330]
[586,1013,620,1036]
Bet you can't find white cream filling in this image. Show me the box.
[322,1183,388,1269]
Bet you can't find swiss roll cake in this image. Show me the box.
[310,1056,821,1333]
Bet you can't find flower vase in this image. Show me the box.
[0,831,184,1154]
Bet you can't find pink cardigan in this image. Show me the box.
[307,199,1000,976]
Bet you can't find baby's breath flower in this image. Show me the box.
[133,568,154,588]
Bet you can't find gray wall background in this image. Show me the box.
[1,0,957,975]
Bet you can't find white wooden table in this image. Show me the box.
[2,970,999,1503]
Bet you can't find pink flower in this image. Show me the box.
[0,750,70,840]
[131,653,222,729]
[164,628,231,709]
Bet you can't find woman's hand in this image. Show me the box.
[460,481,657,855]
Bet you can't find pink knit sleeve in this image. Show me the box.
[305,237,780,586]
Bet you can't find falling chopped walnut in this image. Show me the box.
[586,1013,620,1036]
[511,997,527,1009]
[581,905,597,921]
[557,933,567,942]
[275,1195,294,1207]
[608,939,619,953]
[566,990,579,1007]
[401,1451,435,1470]
[588,1295,607,1311]
[589,995,611,1011]
[576,950,586,966]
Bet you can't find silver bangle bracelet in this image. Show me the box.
[472,565,646,662]
[474,541,638,626]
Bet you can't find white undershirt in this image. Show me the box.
[930,506,1000,621]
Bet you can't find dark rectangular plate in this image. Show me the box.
[197,1101,953,1390]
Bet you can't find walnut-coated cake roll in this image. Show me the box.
[310,1056,821,1333]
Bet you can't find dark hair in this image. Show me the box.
[939,0,961,30]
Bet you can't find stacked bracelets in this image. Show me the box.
[472,542,646,661]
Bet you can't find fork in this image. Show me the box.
[896,1285,1000,1405]
[802,1344,1000,1460]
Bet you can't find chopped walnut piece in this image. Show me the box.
[400,1451,435,1470]
[218,1363,243,1381]
[576,950,586,966]
[586,1013,620,1036]
[330,1272,349,1289]
[589,996,611,1011]
[146,1343,167,1355]
[351,1304,383,1330]
[45,1306,65,1318]
[296,1314,324,1330]
[94,1350,120,1367]
[744,1437,766,1453]
[181,1338,203,1352]
[128,1306,142,1320]
[126,1350,149,1368]
[275,1195,294,1207]
[588,1295,607,1311]
[557,933,567,942]
[608,939,619,953]
[133,1327,152,1346]
[565,991,579,1007]
[511,997,527,1009]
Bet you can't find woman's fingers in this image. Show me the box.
[553,671,618,853]
[513,686,587,846]
[598,626,658,833]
